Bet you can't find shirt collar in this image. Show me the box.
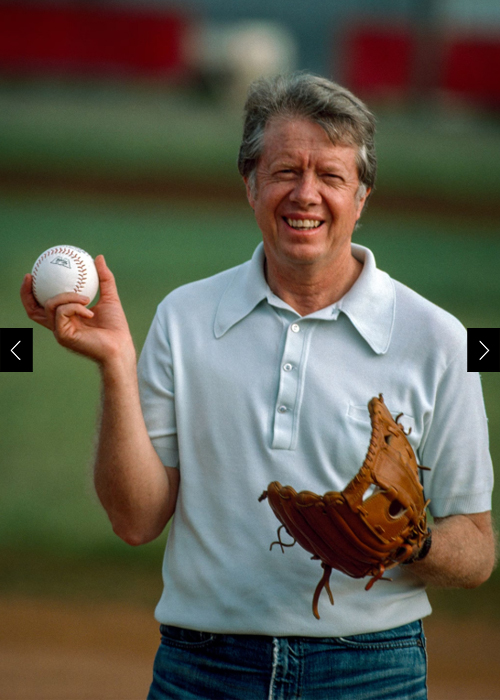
[214,244,269,339]
[214,242,395,355]
[338,243,395,355]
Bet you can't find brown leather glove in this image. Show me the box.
[259,394,431,619]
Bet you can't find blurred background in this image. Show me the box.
[0,0,499,698]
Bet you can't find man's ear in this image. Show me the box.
[356,186,371,219]
[244,177,256,210]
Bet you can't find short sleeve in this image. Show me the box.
[137,309,179,468]
[420,339,494,517]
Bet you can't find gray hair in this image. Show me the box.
[238,72,377,200]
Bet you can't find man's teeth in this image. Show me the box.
[285,218,322,230]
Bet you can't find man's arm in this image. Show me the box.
[21,255,179,545]
[408,511,497,588]
[94,353,180,545]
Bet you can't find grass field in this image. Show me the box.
[1,185,499,611]
[1,79,500,206]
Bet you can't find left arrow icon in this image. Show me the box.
[1,329,33,372]
[11,340,21,360]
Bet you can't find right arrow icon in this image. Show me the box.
[467,329,499,372]
[479,341,489,361]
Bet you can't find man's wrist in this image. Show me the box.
[99,345,137,385]
[403,527,433,565]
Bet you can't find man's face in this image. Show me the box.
[245,117,370,273]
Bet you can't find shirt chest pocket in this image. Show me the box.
[346,402,420,461]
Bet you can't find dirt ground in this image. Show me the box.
[1,595,499,700]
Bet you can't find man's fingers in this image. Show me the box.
[94,254,119,301]
[20,274,35,311]
[44,293,91,313]
[43,293,91,330]
[20,273,40,310]
[55,303,95,322]
[20,273,51,328]
[54,303,94,337]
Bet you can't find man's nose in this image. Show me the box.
[289,172,322,206]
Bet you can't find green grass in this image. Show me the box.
[1,79,500,204]
[375,112,500,203]
[355,211,500,322]
[1,189,498,608]
[0,81,242,185]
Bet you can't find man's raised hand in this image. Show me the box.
[21,255,136,367]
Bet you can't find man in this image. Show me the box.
[22,73,495,699]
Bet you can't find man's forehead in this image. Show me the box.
[261,117,357,160]
[267,147,356,166]
[260,137,357,175]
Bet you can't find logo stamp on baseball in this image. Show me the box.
[31,246,99,307]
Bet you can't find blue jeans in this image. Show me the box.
[147,620,427,699]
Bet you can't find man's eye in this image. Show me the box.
[274,169,296,179]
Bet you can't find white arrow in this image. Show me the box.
[479,340,489,361]
[10,340,21,361]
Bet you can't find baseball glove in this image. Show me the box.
[259,394,431,619]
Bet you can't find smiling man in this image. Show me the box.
[22,73,495,700]
[244,116,369,315]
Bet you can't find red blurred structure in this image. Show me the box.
[444,36,500,107]
[0,2,194,80]
[344,23,500,109]
[344,25,415,97]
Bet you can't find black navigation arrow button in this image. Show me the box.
[0,329,33,372]
[467,329,499,372]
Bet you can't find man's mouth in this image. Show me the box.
[283,217,324,231]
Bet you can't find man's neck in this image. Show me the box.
[265,252,363,317]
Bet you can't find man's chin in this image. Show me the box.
[278,241,328,265]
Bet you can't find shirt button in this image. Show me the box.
[291,323,300,333]
[277,405,288,413]
[283,363,293,372]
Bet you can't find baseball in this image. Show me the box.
[31,245,99,307]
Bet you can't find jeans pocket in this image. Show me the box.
[336,621,425,651]
[159,625,217,649]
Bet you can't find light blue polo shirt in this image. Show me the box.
[137,242,493,637]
